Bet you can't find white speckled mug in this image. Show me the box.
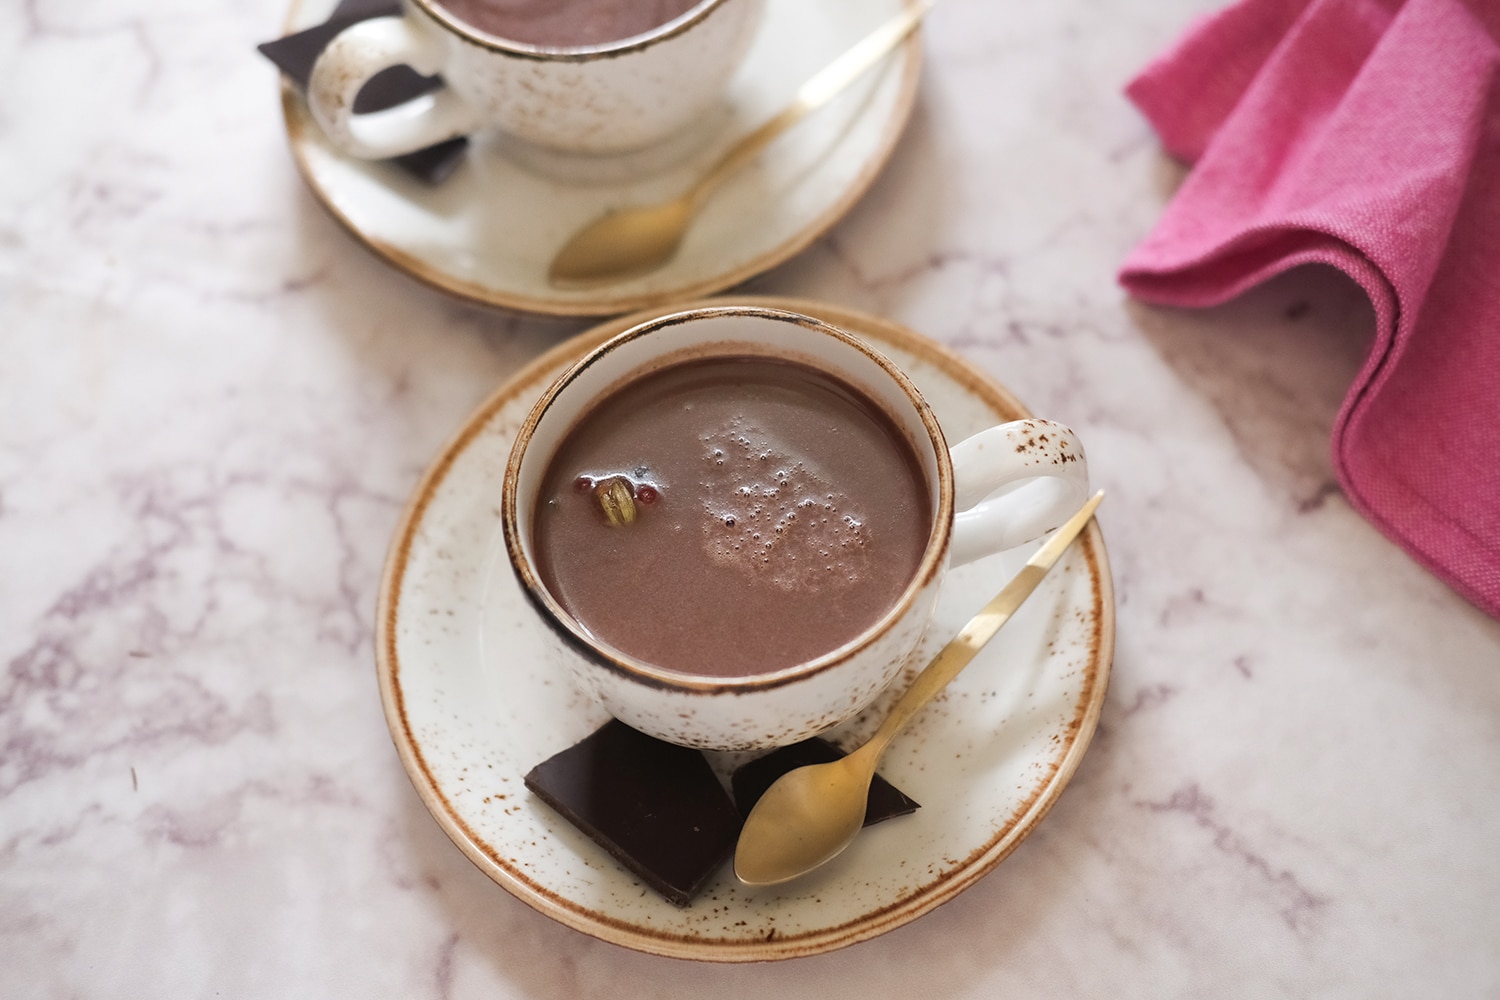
[502,306,1090,750]
[307,0,765,160]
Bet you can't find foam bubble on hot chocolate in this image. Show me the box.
[698,419,872,591]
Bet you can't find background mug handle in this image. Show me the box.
[948,418,1091,567]
[307,16,481,159]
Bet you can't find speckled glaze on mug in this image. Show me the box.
[308,0,765,159]
[501,306,1090,750]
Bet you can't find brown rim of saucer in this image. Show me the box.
[276,0,926,317]
[499,304,956,696]
[409,0,735,60]
[374,294,1116,961]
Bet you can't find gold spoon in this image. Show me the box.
[547,2,932,287]
[733,490,1105,887]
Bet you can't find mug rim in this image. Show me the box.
[501,305,956,696]
[409,0,734,61]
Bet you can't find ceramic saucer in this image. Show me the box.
[279,0,924,316]
[376,297,1114,961]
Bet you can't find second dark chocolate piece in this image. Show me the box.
[525,721,741,907]
[731,738,921,826]
[388,136,471,185]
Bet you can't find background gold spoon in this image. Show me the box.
[547,2,932,287]
[733,490,1105,887]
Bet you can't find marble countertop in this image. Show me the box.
[4,0,1499,995]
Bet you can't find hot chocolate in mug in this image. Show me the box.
[308,0,765,160]
[502,306,1091,750]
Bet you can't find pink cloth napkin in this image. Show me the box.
[1119,0,1500,619]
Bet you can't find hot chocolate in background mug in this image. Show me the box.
[502,307,1092,750]
[307,0,765,160]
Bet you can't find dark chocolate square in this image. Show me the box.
[524,721,742,907]
[388,136,470,185]
[256,0,468,183]
[732,738,921,826]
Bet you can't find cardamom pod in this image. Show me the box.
[594,476,637,527]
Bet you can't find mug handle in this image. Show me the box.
[948,419,1091,567]
[307,16,482,160]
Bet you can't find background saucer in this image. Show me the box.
[376,296,1115,960]
[280,0,924,315]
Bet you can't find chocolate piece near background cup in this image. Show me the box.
[257,0,469,183]
[523,720,740,907]
[732,738,919,826]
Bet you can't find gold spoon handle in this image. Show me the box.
[688,1,931,207]
[853,491,1105,767]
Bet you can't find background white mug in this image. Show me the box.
[308,0,766,160]
[502,306,1092,750]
